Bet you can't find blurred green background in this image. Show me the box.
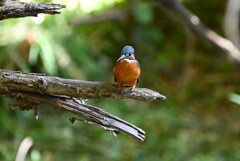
[0,0,240,160]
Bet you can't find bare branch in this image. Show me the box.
[0,69,166,141]
[0,0,65,20]
[156,0,240,63]
[0,70,166,101]
[1,88,145,141]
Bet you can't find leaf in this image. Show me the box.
[229,93,240,105]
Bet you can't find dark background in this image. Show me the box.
[0,0,240,160]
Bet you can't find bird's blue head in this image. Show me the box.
[121,45,135,55]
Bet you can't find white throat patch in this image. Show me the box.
[121,59,135,63]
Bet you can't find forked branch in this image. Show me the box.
[0,69,166,141]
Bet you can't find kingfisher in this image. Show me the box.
[113,45,140,91]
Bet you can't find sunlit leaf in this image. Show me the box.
[229,93,240,105]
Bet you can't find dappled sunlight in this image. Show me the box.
[79,0,123,13]
[64,0,124,12]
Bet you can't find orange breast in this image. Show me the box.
[113,59,140,88]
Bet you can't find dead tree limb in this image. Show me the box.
[156,0,240,63]
[0,69,166,141]
[0,0,65,20]
[0,69,165,101]
[4,90,146,141]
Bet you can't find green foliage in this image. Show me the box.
[0,0,240,160]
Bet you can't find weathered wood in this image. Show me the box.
[0,69,166,141]
[0,70,166,101]
[0,0,65,20]
[2,89,145,141]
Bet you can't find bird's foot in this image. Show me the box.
[131,85,135,91]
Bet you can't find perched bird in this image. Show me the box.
[113,45,140,91]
